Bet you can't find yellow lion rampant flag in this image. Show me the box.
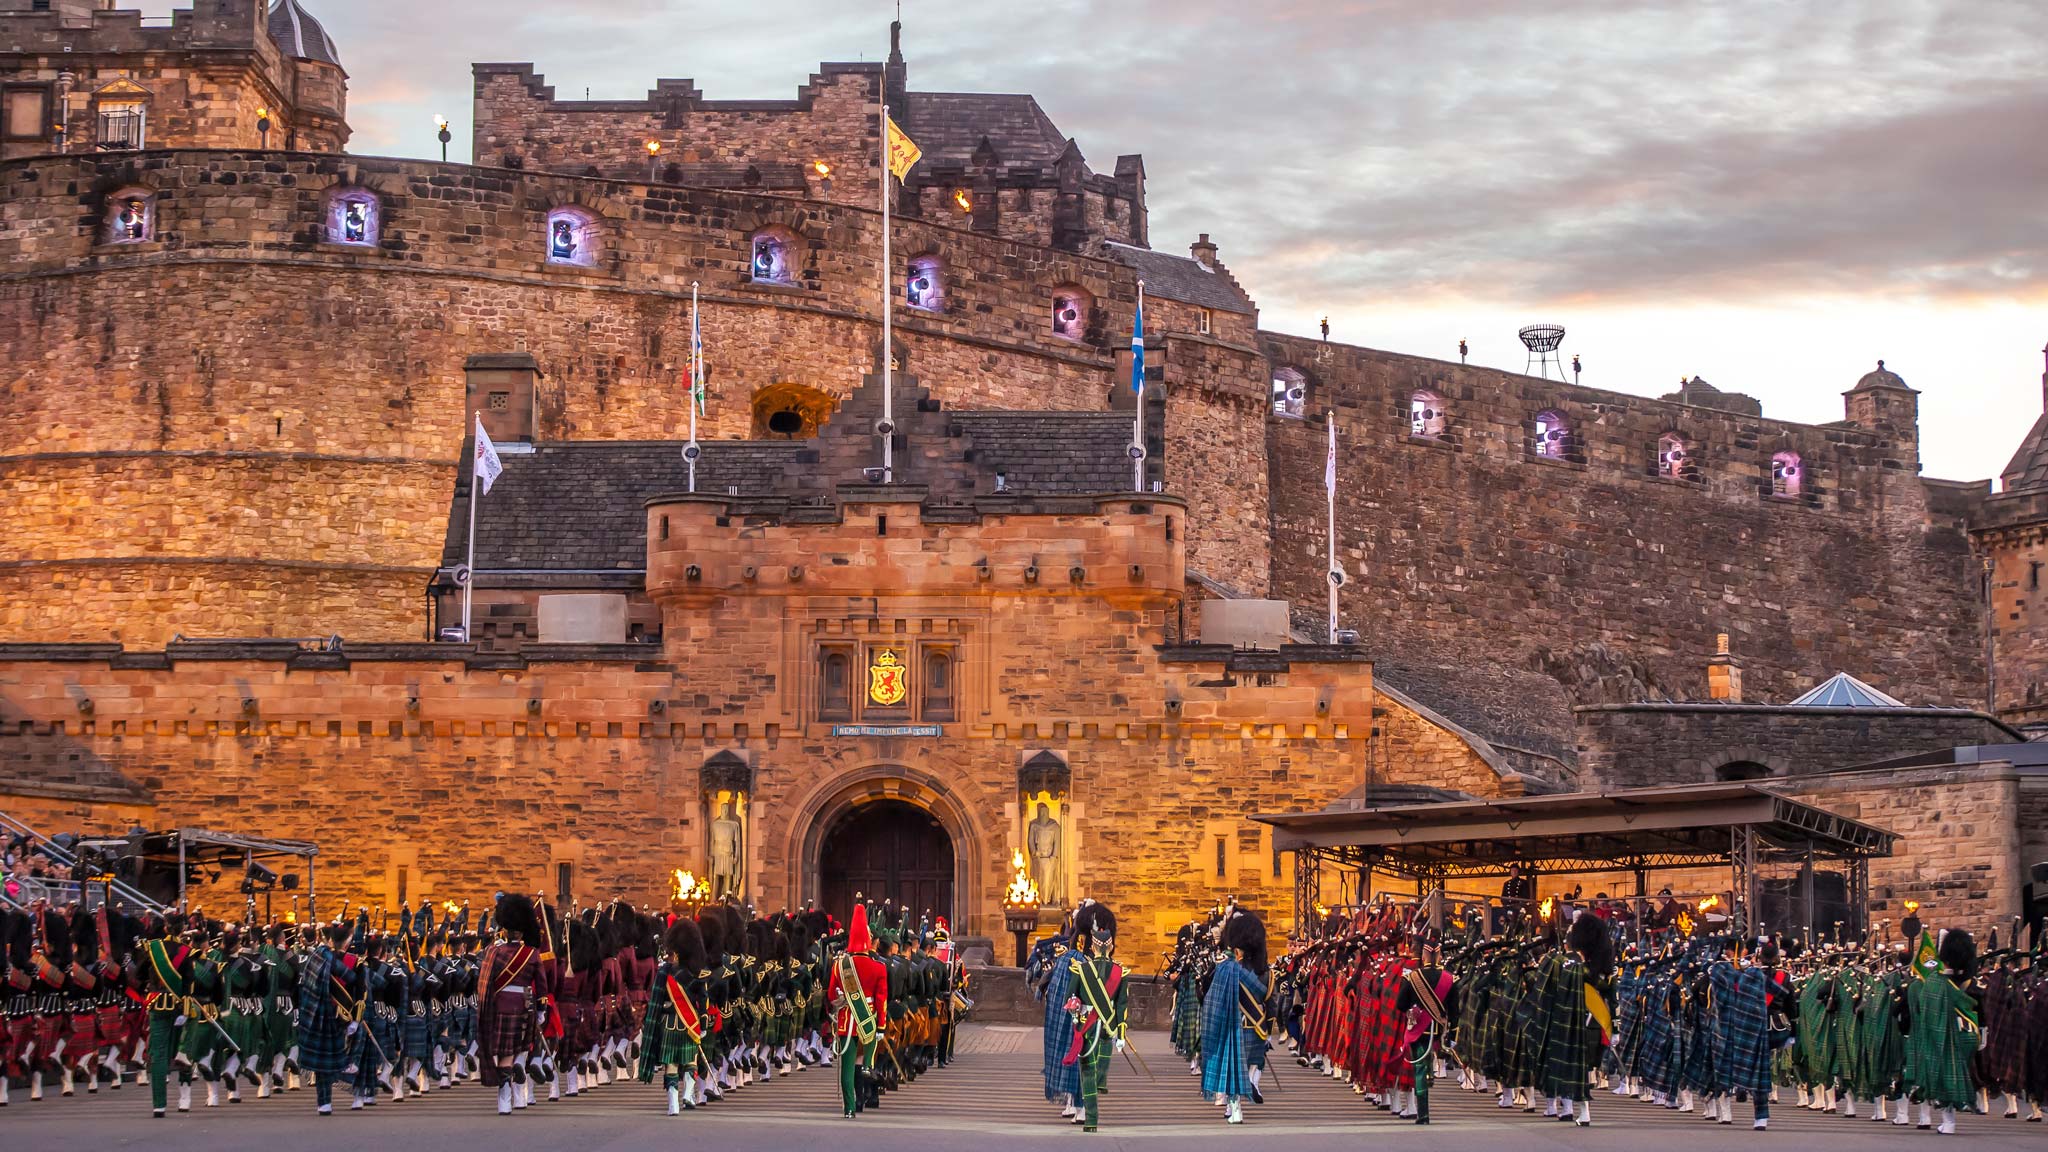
[886,115,921,181]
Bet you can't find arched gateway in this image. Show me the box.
[791,766,983,938]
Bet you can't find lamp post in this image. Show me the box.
[435,115,451,163]
[256,107,270,149]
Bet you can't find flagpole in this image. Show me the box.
[1327,414,1339,644]
[1132,281,1146,493]
[880,101,894,484]
[463,419,478,643]
[688,281,699,494]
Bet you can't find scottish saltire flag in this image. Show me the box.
[473,414,503,496]
[1130,293,1145,395]
[691,303,707,415]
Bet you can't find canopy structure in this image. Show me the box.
[79,827,319,919]
[1254,783,1896,941]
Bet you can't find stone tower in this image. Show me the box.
[1971,345,2048,735]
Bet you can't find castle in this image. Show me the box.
[2,1,2044,961]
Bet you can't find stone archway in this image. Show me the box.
[789,764,986,938]
[817,798,953,930]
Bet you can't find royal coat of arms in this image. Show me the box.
[867,648,908,707]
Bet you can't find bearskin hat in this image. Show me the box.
[800,907,830,942]
[41,908,73,966]
[1073,901,1116,952]
[1,908,25,966]
[496,893,540,943]
[567,916,599,973]
[1939,928,1976,979]
[697,909,726,960]
[71,903,100,959]
[1568,910,1615,978]
[719,903,746,953]
[665,915,706,972]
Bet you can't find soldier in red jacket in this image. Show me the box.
[825,903,888,1119]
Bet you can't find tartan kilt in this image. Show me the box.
[69,1008,100,1062]
[95,1003,129,1055]
[559,998,593,1053]
[656,1022,701,1069]
[264,998,296,1056]
[296,1015,349,1076]
[2,1013,30,1073]
[35,1011,71,1068]
[486,995,536,1057]
[401,1011,433,1060]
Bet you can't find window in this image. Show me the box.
[1714,761,1770,782]
[326,189,380,247]
[1214,836,1227,878]
[1050,287,1091,341]
[1197,307,1212,335]
[395,865,410,907]
[922,647,955,722]
[555,862,573,905]
[1532,408,1573,459]
[487,391,510,410]
[2031,561,2042,591]
[1409,390,1446,439]
[96,103,145,150]
[1271,367,1307,419]
[749,227,798,284]
[545,207,598,267]
[1771,451,1802,498]
[2,84,50,144]
[101,188,155,245]
[905,254,944,312]
[818,647,852,721]
[1657,433,1694,481]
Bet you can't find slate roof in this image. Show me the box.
[441,441,804,571]
[2000,413,2048,494]
[442,409,1149,573]
[901,92,1069,170]
[1788,672,1907,708]
[267,0,342,68]
[1103,243,1256,316]
[951,411,1137,493]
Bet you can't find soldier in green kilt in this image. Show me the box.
[217,925,264,1102]
[1068,902,1131,1132]
[138,914,193,1116]
[1532,913,1613,1126]
[1903,929,1979,1135]
[639,915,706,1115]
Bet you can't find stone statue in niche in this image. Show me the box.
[1027,801,1065,906]
[709,798,743,898]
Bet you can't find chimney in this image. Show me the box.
[1706,633,1743,703]
[1190,233,1218,268]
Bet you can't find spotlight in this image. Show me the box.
[241,860,279,894]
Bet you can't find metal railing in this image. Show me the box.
[0,810,165,913]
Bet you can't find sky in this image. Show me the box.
[174,0,2048,481]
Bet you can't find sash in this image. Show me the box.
[486,944,534,1000]
[328,952,362,1019]
[1583,978,1613,1045]
[1403,967,1451,1046]
[1238,983,1269,1040]
[145,939,187,1000]
[833,953,877,1044]
[1063,956,1123,1065]
[664,973,702,1044]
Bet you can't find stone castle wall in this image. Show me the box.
[1573,704,2020,788]
[1263,334,1987,724]
[0,149,1202,645]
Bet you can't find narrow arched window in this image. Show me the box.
[1657,433,1692,480]
[545,207,598,267]
[1051,286,1092,341]
[326,187,380,247]
[1532,409,1573,459]
[749,227,798,284]
[922,647,955,721]
[1272,367,1307,419]
[1771,451,1803,498]
[102,187,156,245]
[1410,390,1446,439]
[905,254,945,312]
[818,648,852,721]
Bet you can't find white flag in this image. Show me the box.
[1325,418,1337,494]
[473,415,504,497]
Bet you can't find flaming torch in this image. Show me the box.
[672,869,710,911]
[1003,850,1040,967]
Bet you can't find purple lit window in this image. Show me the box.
[1272,368,1307,419]
[102,188,154,244]
[1771,451,1802,497]
[750,228,797,284]
[1657,433,1690,479]
[326,189,379,247]
[905,255,944,312]
[1410,390,1446,438]
[546,207,598,267]
[1051,288,1090,341]
[1533,409,1572,459]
